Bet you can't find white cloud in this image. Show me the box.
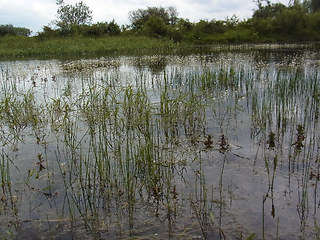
[0,0,56,33]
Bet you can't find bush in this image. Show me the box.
[195,20,226,34]
[79,23,107,37]
[273,5,309,36]
[253,3,286,19]
[129,6,177,30]
[107,20,121,36]
[142,16,169,38]
[0,24,15,36]
[0,24,31,37]
[37,21,121,38]
[223,26,256,43]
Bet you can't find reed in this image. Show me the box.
[0,151,12,206]
[1,47,320,239]
[0,36,180,60]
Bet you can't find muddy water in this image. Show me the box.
[1,46,320,239]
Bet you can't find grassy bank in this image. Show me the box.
[0,35,184,60]
[1,35,319,60]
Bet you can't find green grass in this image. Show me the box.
[1,35,319,61]
[0,35,183,59]
[2,35,318,61]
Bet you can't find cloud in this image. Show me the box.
[0,0,56,33]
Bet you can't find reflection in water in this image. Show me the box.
[0,46,320,239]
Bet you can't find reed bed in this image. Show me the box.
[0,36,180,60]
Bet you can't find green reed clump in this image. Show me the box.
[0,152,12,204]
[0,36,180,59]
[0,95,25,134]
[250,65,320,147]
[0,82,46,147]
[159,78,182,140]
[54,65,222,236]
[190,151,211,239]
[48,76,176,234]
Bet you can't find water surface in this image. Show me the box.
[1,46,320,239]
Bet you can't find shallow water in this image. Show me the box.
[1,46,320,239]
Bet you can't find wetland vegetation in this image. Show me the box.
[1,1,320,239]
[1,1,320,59]
[0,45,320,239]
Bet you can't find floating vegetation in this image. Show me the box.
[62,57,120,72]
[0,46,320,239]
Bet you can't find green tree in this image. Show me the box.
[167,6,179,25]
[250,2,287,40]
[176,18,193,32]
[0,24,15,36]
[142,16,169,37]
[37,26,60,38]
[170,18,193,42]
[273,4,309,37]
[129,6,178,30]
[107,20,121,36]
[253,3,286,18]
[0,24,31,37]
[13,27,32,36]
[225,15,240,28]
[56,0,93,32]
[194,20,226,34]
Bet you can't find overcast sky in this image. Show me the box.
[0,0,290,34]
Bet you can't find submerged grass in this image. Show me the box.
[0,49,320,239]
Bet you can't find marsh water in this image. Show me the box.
[1,45,320,239]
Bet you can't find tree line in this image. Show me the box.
[1,0,320,43]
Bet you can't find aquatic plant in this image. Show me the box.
[0,47,319,239]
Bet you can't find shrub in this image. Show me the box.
[142,16,169,38]
[194,20,226,34]
[0,24,31,37]
[273,5,309,36]
[107,20,121,36]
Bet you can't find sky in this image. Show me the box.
[0,0,290,34]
